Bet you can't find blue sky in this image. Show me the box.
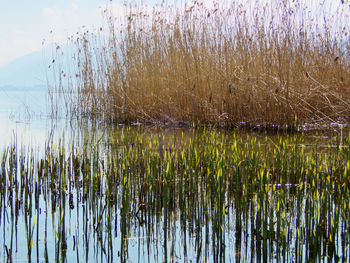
[0,0,172,67]
[0,0,114,67]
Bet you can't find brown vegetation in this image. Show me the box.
[54,0,350,128]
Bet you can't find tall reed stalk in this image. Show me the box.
[54,0,350,128]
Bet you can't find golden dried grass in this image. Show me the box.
[56,0,350,128]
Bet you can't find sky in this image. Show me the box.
[0,0,113,67]
[0,0,182,67]
[0,0,348,68]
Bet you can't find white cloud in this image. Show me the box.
[0,3,104,67]
[71,3,78,10]
[99,3,127,20]
[42,7,59,17]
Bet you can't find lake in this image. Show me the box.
[0,87,68,147]
[0,87,349,262]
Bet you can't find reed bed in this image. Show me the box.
[52,0,350,128]
[0,127,349,262]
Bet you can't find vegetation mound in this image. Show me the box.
[52,0,350,129]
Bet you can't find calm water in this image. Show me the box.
[0,88,349,262]
[0,87,83,150]
[0,87,55,147]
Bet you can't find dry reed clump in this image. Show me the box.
[56,0,350,128]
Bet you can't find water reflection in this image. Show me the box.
[0,124,349,262]
[0,87,50,146]
[0,87,79,150]
[0,88,350,262]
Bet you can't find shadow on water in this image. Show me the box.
[0,122,350,262]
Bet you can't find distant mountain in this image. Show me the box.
[0,45,74,88]
[0,35,113,89]
[0,49,48,87]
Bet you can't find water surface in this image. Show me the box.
[0,88,349,262]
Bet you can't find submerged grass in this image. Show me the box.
[0,127,350,261]
[52,0,350,128]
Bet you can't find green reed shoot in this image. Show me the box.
[1,127,350,261]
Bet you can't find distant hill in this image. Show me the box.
[0,49,49,87]
[0,45,74,88]
[0,35,113,89]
